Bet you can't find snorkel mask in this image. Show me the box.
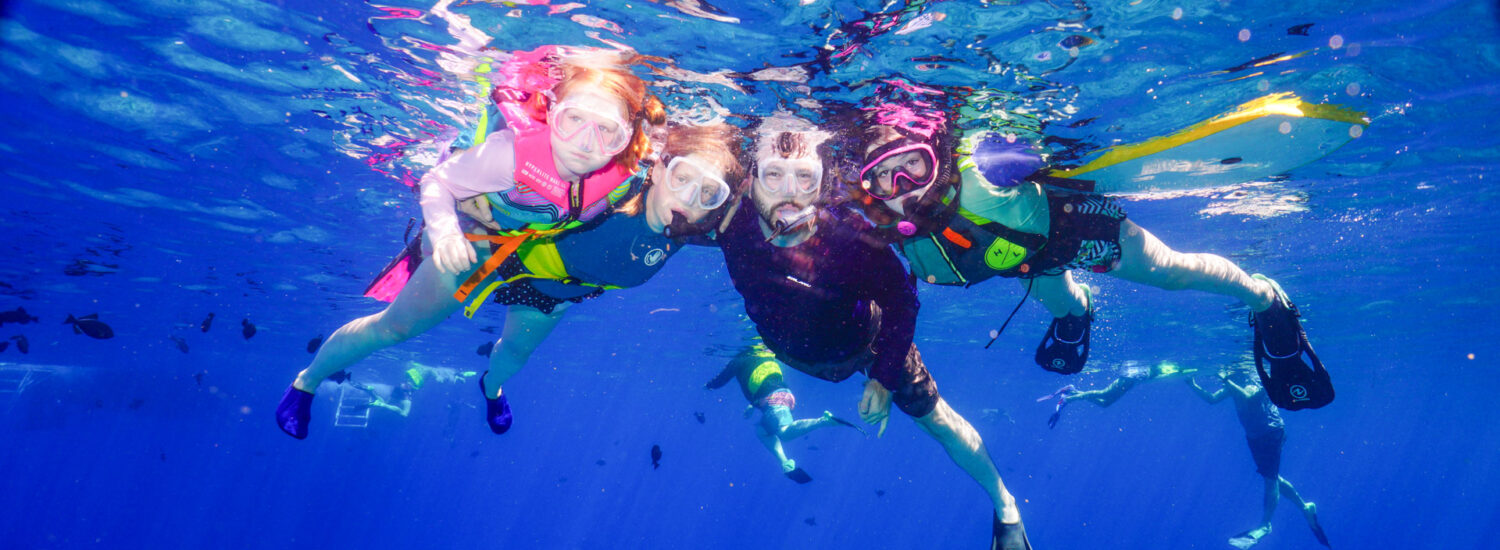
[859,129,956,238]
[858,138,939,201]
[547,98,633,156]
[658,155,736,239]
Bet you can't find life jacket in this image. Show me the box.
[898,173,1113,285]
[898,204,1049,286]
[457,180,684,318]
[451,162,641,314]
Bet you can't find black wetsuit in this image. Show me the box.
[718,202,938,417]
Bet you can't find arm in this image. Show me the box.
[418,131,518,271]
[1186,377,1228,404]
[1223,378,1259,401]
[855,241,919,395]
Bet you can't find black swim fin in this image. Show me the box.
[785,467,813,484]
[1250,275,1333,410]
[992,514,1032,550]
[1035,286,1093,374]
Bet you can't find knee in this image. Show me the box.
[364,314,420,346]
[492,339,537,368]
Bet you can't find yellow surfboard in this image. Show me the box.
[1051,93,1369,194]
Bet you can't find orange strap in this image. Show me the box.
[941,227,972,249]
[452,229,558,303]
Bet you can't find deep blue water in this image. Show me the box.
[2,0,1499,548]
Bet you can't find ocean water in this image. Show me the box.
[2,1,1498,549]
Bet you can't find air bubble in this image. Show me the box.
[1329,35,1344,49]
[1238,29,1251,42]
[1258,80,1271,92]
[1349,125,1364,138]
[1278,121,1292,135]
[1171,7,1183,20]
[1346,82,1361,96]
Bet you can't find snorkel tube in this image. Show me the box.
[764,204,818,242]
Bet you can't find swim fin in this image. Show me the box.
[828,415,869,436]
[275,385,314,440]
[1304,502,1330,547]
[1228,526,1269,549]
[1250,275,1333,410]
[363,232,424,303]
[785,467,813,484]
[992,514,1033,550]
[1035,285,1092,374]
[480,371,513,434]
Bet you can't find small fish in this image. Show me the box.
[0,306,39,327]
[469,451,479,458]
[875,490,886,497]
[804,517,816,526]
[694,411,706,424]
[193,370,205,385]
[64,314,114,339]
[170,335,189,354]
[160,452,167,462]
[200,312,215,332]
[0,341,7,352]
[595,459,607,466]
[241,318,256,340]
[477,341,495,357]
[650,444,662,469]
[326,370,352,384]
[128,398,145,410]
[1060,34,1094,49]
[1288,23,1314,36]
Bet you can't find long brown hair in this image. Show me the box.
[552,55,667,169]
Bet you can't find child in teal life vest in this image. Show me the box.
[853,101,1331,412]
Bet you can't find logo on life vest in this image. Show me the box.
[984,237,1027,270]
[1289,384,1309,401]
[644,248,666,266]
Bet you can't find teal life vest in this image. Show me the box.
[898,206,1049,286]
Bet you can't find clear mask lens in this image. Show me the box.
[549,102,631,156]
[756,157,822,196]
[665,156,732,210]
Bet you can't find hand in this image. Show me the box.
[859,379,892,427]
[432,233,477,274]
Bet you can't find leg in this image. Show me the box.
[481,302,571,398]
[912,398,1018,521]
[1027,272,1088,318]
[756,405,797,473]
[780,410,838,440]
[294,257,469,392]
[1259,474,1280,527]
[1111,220,1276,311]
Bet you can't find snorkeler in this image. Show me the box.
[705,343,864,483]
[276,50,667,440]
[1039,360,1197,428]
[852,94,1332,411]
[716,113,1035,549]
[1188,363,1330,549]
[351,379,416,418]
[465,122,745,434]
